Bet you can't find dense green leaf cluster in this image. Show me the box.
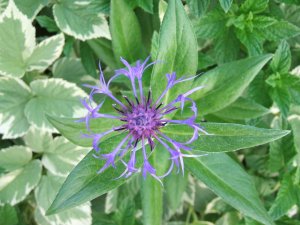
[0,0,300,225]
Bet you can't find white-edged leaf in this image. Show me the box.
[26,33,65,72]
[42,137,89,177]
[24,78,86,132]
[0,77,32,139]
[219,0,232,12]
[24,127,52,153]
[34,175,92,225]
[0,146,32,171]
[0,1,64,78]
[0,0,35,77]
[53,0,110,41]
[0,160,42,206]
[0,0,8,14]
[14,0,47,20]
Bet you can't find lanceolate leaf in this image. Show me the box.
[87,38,118,69]
[212,97,269,120]
[110,0,144,63]
[162,123,290,153]
[191,54,272,115]
[47,134,137,214]
[141,145,169,225]
[186,153,275,225]
[151,0,198,101]
[47,116,122,147]
[268,175,297,220]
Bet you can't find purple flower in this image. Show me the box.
[79,58,207,181]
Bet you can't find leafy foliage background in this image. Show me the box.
[0,0,300,225]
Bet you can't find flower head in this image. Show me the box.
[79,57,206,181]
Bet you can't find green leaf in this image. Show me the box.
[141,145,169,225]
[0,77,32,139]
[150,31,159,60]
[110,0,144,63]
[240,0,269,14]
[42,136,89,177]
[79,42,98,77]
[0,160,42,205]
[263,21,300,41]
[24,78,86,132]
[192,54,272,115]
[36,15,59,33]
[186,153,275,225]
[270,40,291,74]
[0,146,32,171]
[268,117,294,172]
[212,97,269,120]
[151,0,198,101]
[87,38,118,69]
[26,34,64,72]
[128,0,154,14]
[114,197,135,225]
[162,123,290,153]
[269,86,291,118]
[214,28,239,63]
[47,134,135,215]
[164,171,188,210]
[186,0,211,17]
[193,9,226,39]
[219,0,233,13]
[289,115,300,156]
[35,175,92,225]
[235,29,264,56]
[268,175,297,220]
[247,72,272,107]
[53,0,110,41]
[46,116,122,147]
[0,204,18,225]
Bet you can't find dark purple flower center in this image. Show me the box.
[114,93,166,141]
